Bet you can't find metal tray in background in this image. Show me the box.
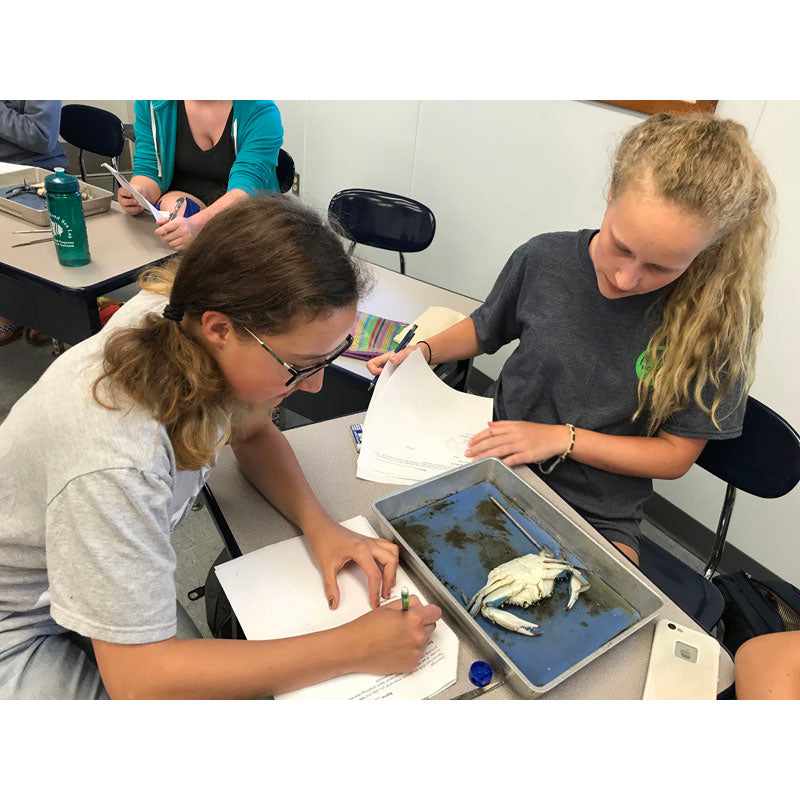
[372,458,663,698]
[0,166,113,227]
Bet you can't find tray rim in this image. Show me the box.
[372,456,664,697]
[0,165,112,227]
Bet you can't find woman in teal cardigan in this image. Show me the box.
[120,100,283,250]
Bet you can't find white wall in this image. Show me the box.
[275,99,800,584]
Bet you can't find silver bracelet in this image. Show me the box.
[538,423,576,475]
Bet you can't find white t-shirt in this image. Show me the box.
[0,289,212,653]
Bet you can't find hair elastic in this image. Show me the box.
[418,340,432,364]
[538,423,576,475]
[163,304,185,322]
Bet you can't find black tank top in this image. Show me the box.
[168,101,236,206]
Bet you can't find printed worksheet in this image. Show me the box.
[357,348,493,485]
[101,162,169,220]
[214,515,459,700]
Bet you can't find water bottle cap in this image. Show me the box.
[45,168,80,193]
[468,660,493,687]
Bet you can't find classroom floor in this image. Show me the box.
[0,327,705,640]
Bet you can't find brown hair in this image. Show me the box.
[93,194,369,469]
[610,113,775,433]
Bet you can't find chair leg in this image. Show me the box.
[703,484,736,579]
[399,252,406,275]
[110,156,120,200]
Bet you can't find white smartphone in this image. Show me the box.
[642,619,721,700]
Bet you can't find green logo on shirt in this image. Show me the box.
[636,346,665,386]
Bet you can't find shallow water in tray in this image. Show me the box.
[391,480,640,687]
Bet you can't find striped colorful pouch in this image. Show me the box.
[345,311,409,360]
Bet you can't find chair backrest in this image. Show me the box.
[59,104,125,159]
[696,396,800,498]
[276,148,295,194]
[328,189,436,253]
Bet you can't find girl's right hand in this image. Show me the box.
[347,595,442,674]
[366,344,426,377]
[117,186,145,215]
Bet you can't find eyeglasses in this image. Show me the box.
[243,327,353,387]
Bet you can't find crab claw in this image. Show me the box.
[481,606,541,636]
[565,569,590,611]
[466,578,512,616]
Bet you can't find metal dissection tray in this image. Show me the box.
[0,166,112,227]
[372,458,663,697]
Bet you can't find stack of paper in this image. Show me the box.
[357,348,493,485]
[214,516,459,700]
[393,306,467,346]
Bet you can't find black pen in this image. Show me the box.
[368,324,418,392]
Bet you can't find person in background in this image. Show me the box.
[119,100,282,251]
[0,100,66,345]
[0,100,67,171]
[735,631,800,699]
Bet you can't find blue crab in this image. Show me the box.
[465,552,590,636]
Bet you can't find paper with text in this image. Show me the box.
[357,348,493,485]
[214,515,459,700]
[101,162,169,220]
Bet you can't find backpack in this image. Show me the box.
[188,548,247,639]
[712,570,800,656]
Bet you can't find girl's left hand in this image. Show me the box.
[155,214,200,251]
[465,420,571,467]
[304,520,400,610]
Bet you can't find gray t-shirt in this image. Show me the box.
[0,289,211,654]
[471,230,745,550]
[0,101,68,170]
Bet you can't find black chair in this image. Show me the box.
[638,396,800,631]
[59,104,125,188]
[276,149,295,194]
[328,188,436,275]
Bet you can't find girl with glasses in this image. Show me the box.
[0,194,441,699]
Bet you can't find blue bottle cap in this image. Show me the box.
[468,660,493,688]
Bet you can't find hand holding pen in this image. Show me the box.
[367,323,420,392]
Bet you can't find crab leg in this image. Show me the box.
[565,569,590,610]
[481,606,541,636]
[466,577,513,616]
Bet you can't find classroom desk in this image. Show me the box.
[0,161,172,343]
[281,261,482,422]
[205,411,735,700]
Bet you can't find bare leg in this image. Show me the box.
[159,189,206,217]
[735,631,800,699]
[612,541,639,566]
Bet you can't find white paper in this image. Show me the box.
[393,306,467,345]
[357,348,493,485]
[101,162,169,220]
[214,515,459,700]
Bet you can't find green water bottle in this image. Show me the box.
[45,167,91,266]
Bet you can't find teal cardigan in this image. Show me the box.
[131,100,283,196]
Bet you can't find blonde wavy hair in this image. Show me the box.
[610,113,776,434]
[93,194,369,470]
